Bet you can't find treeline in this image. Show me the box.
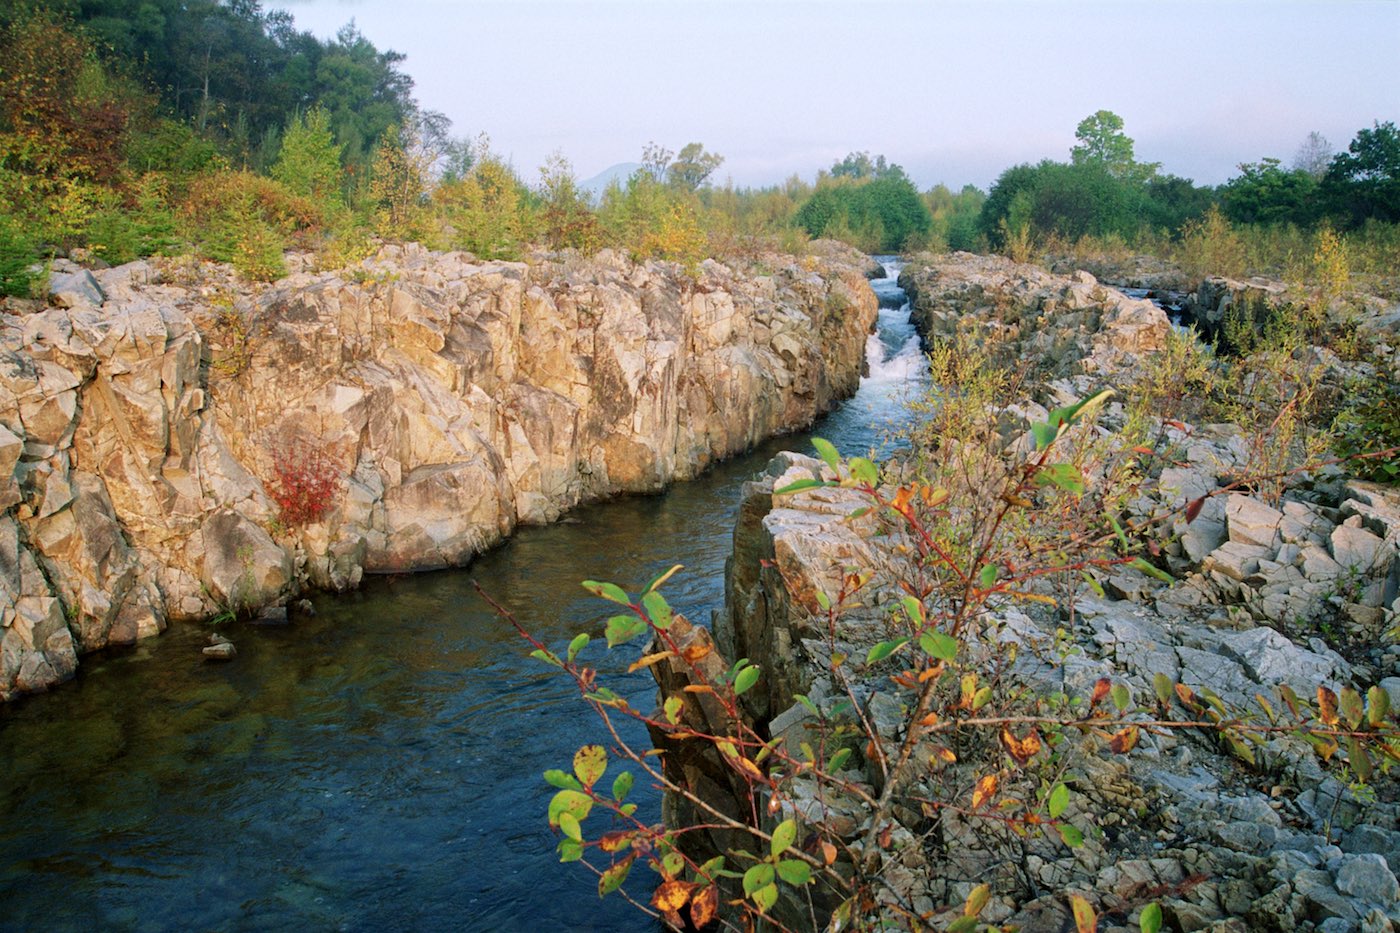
[977,111,1400,279]
[1,4,1396,299]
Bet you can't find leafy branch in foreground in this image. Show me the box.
[487,392,1400,932]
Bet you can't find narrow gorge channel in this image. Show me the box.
[0,262,924,931]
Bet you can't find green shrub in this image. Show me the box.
[1333,373,1400,484]
[0,214,42,298]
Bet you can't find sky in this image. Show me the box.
[269,0,1400,191]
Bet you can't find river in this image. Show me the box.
[0,259,923,932]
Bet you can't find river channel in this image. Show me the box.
[0,260,925,932]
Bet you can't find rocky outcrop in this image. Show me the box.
[0,243,877,700]
[899,252,1172,381]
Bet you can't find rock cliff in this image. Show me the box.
[0,243,877,700]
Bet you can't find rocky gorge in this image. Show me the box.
[655,252,1400,931]
[0,242,878,701]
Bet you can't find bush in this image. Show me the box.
[1332,373,1400,484]
[0,214,41,298]
[269,439,341,526]
[182,170,321,280]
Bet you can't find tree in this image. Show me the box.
[271,106,343,207]
[1220,158,1318,226]
[1292,131,1333,180]
[1322,121,1400,225]
[667,142,723,191]
[1070,109,1157,181]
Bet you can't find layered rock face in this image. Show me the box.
[698,253,1400,929]
[0,244,876,700]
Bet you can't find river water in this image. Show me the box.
[0,260,924,932]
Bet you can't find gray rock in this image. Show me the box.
[1336,853,1400,906]
[47,269,105,308]
[202,642,237,660]
[1228,495,1285,549]
[1202,540,1273,581]
[1221,626,1347,693]
[1333,524,1387,573]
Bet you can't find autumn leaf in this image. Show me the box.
[971,773,1000,810]
[1318,686,1340,726]
[1000,727,1043,765]
[652,879,695,913]
[1184,496,1205,524]
[1069,893,1097,933]
[1108,725,1140,754]
[1090,677,1112,708]
[689,884,718,928]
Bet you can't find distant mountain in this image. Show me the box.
[580,162,641,198]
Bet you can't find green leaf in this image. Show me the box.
[849,457,879,487]
[558,811,582,842]
[1129,557,1174,584]
[979,563,998,588]
[972,686,993,710]
[1111,684,1131,711]
[1153,672,1174,706]
[1108,513,1130,551]
[1081,570,1105,598]
[619,803,637,817]
[795,694,819,716]
[604,614,648,648]
[812,436,840,472]
[752,882,778,913]
[1031,421,1059,451]
[612,771,633,803]
[1139,901,1163,933]
[548,789,593,827]
[661,850,685,878]
[919,631,958,662]
[557,837,583,862]
[742,863,775,896]
[815,590,831,611]
[567,632,590,662]
[734,664,761,696]
[827,748,852,772]
[582,579,630,605]
[1058,823,1084,847]
[574,745,607,789]
[598,855,634,896]
[1048,783,1070,819]
[544,769,583,791]
[775,477,828,495]
[1340,687,1366,730]
[641,591,673,630]
[1035,462,1085,495]
[771,818,797,857]
[1368,685,1391,725]
[866,637,909,665]
[530,648,562,667]
[642,563,682,594]
[901,595,924,622]
[776,859,811,885]
[664,695,684,724]
[947,918,978,933]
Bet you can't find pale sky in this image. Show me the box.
[270,0,1400,191]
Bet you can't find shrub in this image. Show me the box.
[0,214,42,298]
[269,439,341,526]
[1332,373,1400,484]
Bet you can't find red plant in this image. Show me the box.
[270,440,341,526]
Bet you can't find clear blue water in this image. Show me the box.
[0,260,922,932]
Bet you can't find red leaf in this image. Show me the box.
[1184,496,1205,524]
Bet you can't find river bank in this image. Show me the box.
[1,241,877,701]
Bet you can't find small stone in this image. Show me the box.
[294,599,316,616]
[209,633,233,646]
[202,642,237,661]
[1227,495,1285,549]
[252,605,289,625]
